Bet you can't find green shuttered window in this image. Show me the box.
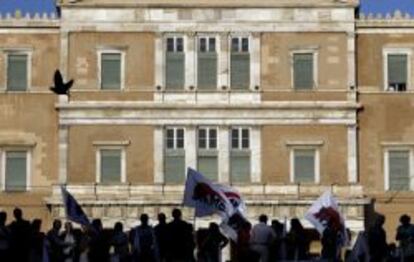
[230,128,250,183]
[388,54,408,91]
[294,149,316,183]
[5,151,27,191]
[231,37,250,90]
[166,37,185,90]
[101,53,122,90]
[100,149,122,183]
[7,54,28,91]
[165,128,185,183]
[389,151,410,191]
[198,37,217,90]
[293,53,314,90]
[198,128,218,181]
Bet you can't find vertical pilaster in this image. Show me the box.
[155,33,164,88]
[218,126,230,183]
[251,33,261,90]
[185,33,196,89]
[250,126,262,183]
[347,31,356,101]
[60,30,70,83]
[154,126,164,183]
[347,125,358,183]
[218,32,230,90]
[58,125,69,184]
[185,126,197,169]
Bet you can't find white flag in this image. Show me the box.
[305,191,347,245]
[61,186,90,226]
[183,168,235,218]
[216,184,246,215]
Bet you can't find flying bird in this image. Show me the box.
[50,70,74,95]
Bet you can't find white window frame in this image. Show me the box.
[95,146,126,184]
[196,34,219,90]
[384,147,414,191]
[163,35,186,90]
[4,50,32,91]
[165,127,185,150]
[383,48,412,92]
[97,49,126,90]
[231,127,250,150]
[0,148,32,191]
[289,147,320,184]
[198,127,218,150]
[290,49,319,90]
[229,35,252,90]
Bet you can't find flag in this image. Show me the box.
[61,186,90,226]
[216,184,246,215]
[220,211,249,241]
[183,168,235,218]
[305,191,347,245]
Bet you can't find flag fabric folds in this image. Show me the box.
[305,190,348,246]
[183,168,235,218]
[60,186,90,226]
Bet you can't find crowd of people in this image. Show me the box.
[1,207,414,262]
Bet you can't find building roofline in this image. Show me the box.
[357,10,414,29]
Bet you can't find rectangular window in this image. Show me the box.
[293,149,316,183]
[198,37,217,90]
[293,53,314,90]
[388,150,410,190]
[231,37,250,90]
[166,37,185,90]
[7,54,28,91]
[5,151,28,191]
[99,149,122,183]
[165,127,185,183]
[388,54,408,92]
[230,127,250,183]
[197,128,218,181]
[101,53,122,90]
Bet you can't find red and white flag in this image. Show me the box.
[305,191,347,244]
[183,168,235,218]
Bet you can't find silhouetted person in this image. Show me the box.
[396,214,414,261]
[235,222,258,262]
[47,219,65,262]
[0,211,10,261]
[110,222,130,262]
[130,213,158,262]
[321,220,340,261]
[89,219,109,262]
[155,213,169,262]
[199,222,228,262]
[250,214,275,262]
[270,219,286,261]
[166,208,195,262]
[9,208,31,262]
[30,219,45,262]
[287,218,308,261]
[61,222,77,262]
[367,214,387,262]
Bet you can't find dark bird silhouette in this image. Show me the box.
[50,70,74,95]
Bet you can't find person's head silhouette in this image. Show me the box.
[140,214,149,226]
[13,208,23,221]
[259,214,268,224]
[53,219,62,231]
[114,222,123,233]
[172,208,182,220]
[0,211,6,226]
[158,213,166,224]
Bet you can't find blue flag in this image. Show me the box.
[61,186,90,226]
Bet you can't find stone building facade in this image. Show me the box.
[0,0,411,241]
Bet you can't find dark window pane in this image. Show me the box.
[7,54,28,91]
[200,38,207,52]
[5,151,27,191]
[176,38,184,52]
[242,129,249,149]
[241,38,249,52]
[101,53,121,90]
[231,38,239,52]
[209,129,217,149]
[176,129,184,148]
[231,129,239,149]
[198,129,207,149]
[209,38,216,52]
[167,38,174,52]
[100,150,121,183]
[166,129,174,148]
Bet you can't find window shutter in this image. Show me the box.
[164,151,185,183]
[231,53,250,90]
[7,54,28,91]
[166,53,185,90]
[230,151,250,183]
[198,154,218,181]
[389,151,410,191]
[100,150,121,183]
[294,53,314,90]
[197,53,217,90]
[294,149,315,183]
[388,54,408,84]
[5,152,27,191]
[101,53,121,90]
